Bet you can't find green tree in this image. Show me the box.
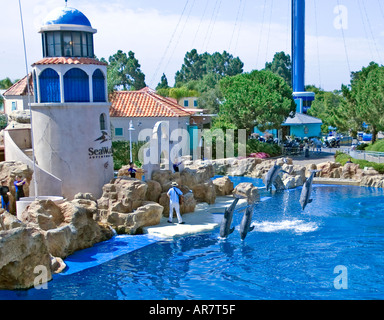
[0,77,14,89]
[103,50,146,93]
[195,73,223,114]
[306,85,344,133]
[175,49,207,85]
[218,70,296,136]
[205,51,244,77]
[264,51,292,87]
[168,86,199,102]
[340,62,384,142]
[156,73,169,90]
[175,49,244,86]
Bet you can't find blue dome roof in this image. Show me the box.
[43,7,92,27]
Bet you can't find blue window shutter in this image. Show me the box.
[33,71,38,103]
[92,69,106,102]
[64,68,90,102]
[39,68,60,103]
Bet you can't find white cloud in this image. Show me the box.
[1,0,382,92]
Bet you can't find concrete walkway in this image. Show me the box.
[289,148,337,166]
[143,196,248,238]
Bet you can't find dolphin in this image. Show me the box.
[239,205,255,241]
[299,170,320,210]
[219,197,240,238]
[264,162,288,192]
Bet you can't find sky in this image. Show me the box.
[1,0,384,91]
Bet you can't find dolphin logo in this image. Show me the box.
[239,205,255,241]
[264,161,288,192]
[219,197,240,238]
[299,170,320,210]
[95,131,111,144]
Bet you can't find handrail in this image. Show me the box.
[348,149,384,163]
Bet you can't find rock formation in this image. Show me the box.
[212,176,234,196]
[95,177,164,234]
[19,195,113,259]
[233,182,260,204]
[0,226,52,290]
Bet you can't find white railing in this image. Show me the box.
[348,149,384,164]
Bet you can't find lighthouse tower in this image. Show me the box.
[30,6,114,199]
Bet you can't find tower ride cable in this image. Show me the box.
[264,0,274,65]
[233,0,247,56]
[336,0,351,74]
[360,0,382,64]
[285,0,291,54]
[356,0,375,62]
[191,0,209,50]
[164,0,196,74]
[203,0,222,52]
[256,0,268,69]
[313,0,322,88]
[377,0,384,21]
[150,0,190,87]
[18,0,38,198]
[201,0,219,50]
[228,0,243,53]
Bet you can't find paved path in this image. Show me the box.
[289,148,338,166]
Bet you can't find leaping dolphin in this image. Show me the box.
[239,205,255,241]
[264,161,288,192]
[219,197,240,238]
[299,170,320,210]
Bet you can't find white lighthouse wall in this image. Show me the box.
[31,102,113,199]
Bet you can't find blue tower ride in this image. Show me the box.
[291,0,315,113]
[282,0,322,139]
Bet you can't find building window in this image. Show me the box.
[194,100,198,107]
[64,68,90,103]
[100,113,106,130]
[115,128,123,136]
[43,31,94,58]
[93,69,106,102]
[12,101,17,111]
[184,100,189,107]
[39,68,61,103]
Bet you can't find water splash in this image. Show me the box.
[251,219,319,234]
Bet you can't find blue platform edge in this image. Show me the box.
[55,234,165,277]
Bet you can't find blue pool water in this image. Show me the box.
[2,179,384,300]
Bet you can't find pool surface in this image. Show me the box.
[1,180,384,300]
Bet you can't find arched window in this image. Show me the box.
[64,68,89,102]
[99,113,106,130]
[92,69,106,102]
[39,68,60,103]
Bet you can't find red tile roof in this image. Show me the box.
[32,57,107,66]
[110,87,194,118]
[3,74,33,96]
